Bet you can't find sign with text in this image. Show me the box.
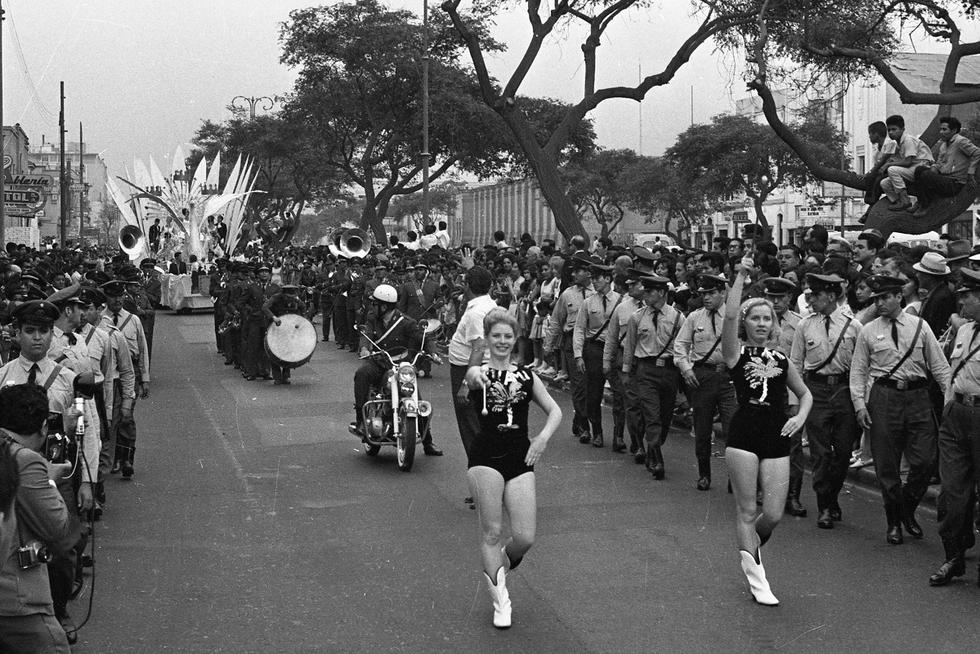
[3,183,48,216]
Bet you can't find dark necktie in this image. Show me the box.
[66,332,77,346]
[709,310,717,336]
[113,312,120,326]
[824,315,831,336]
[891,318,899,348]
[28,363,39,385]
[652,308,660,330]
[601,294,607,313]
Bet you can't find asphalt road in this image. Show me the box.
[76,311,980,653]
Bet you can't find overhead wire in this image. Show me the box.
[5,5,58,123]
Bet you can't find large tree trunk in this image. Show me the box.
[498,107,587,242]
[865,177,980,238]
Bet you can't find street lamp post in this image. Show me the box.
[231,95,278,120]
[421,0,430,227]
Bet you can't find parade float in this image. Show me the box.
[106,145,261,311]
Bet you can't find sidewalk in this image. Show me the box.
[535,368,942,509]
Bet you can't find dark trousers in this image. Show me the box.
[560,336,588,435]
[688,365,736,478]
[863,170,888,205]
[451,363,480,457]
[213,306,225,351]
[224,326,241,365]
[868,383,937,517]
[141,313,155,363]
[806,381,859,509]
[913,166,964,207]
[606,349,627,443]
[582,341,607,437]
[333,301,349,346]
[346,302,361,349]
[49,475,83,620]
[623,370,646,452]
[271,363,291,383]
[242,317,269,377]
[0,614,71,653]
[632,359,679,449]
[938,401,980,549]
[353,359,385,420]
[320,297,333,341]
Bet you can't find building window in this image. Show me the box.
[857,155,866,175]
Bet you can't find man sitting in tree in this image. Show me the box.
[910,116,980,217]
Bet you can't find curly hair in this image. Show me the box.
[484,307,522,339]
[737,298,780,345]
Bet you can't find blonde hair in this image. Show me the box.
[483,307,521,339]
[737,297,780,344]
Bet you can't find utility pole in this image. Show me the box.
[0,4,6,247]
[421,0,430,227]
[78,122,84,242]
[839,78,846,236]
[59,81,67,246]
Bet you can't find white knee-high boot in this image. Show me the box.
[739,550,779,606]
[483,567,512,628]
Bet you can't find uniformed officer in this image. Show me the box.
[623,274,685,479]
[262,285,307,385]
[674,273,736,490]
[603,271,646,458]
[549,254,594,440]
[929,268,980,585]
[763,276,808,517]
[790,273,862,529]
[332,257,352,349]
[242,264,279,380]
[346,259,367,352]
[397,261,442,378]
[100,279,150,479]
[317,258,336,342]
[573,262,620,448]
[850,274,951,544]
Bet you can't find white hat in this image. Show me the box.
[912,251,950,276]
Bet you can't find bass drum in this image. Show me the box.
[265,313,317,369]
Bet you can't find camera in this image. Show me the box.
[44,415,77,466]
[17,542,51,569]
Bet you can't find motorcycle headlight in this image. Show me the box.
[399,382,416,397]
[397,364,417,384]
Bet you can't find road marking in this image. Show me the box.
[187,378,254,497]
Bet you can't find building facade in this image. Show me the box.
[3,124,41,247]
[27,138,109,244]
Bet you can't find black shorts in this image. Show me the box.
[468,435,534,482]
[726,405,791,460]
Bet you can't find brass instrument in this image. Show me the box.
[327,227,372,259]
[118,225,145,260]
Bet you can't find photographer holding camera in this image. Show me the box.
[0,300,89,644]
[0,383,82,654]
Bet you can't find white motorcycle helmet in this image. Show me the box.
[372,284,398,304]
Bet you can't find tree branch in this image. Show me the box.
[441,0,499,107]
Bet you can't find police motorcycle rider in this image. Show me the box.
[349,284,443,456]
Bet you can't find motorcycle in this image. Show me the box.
[349,327,435,472]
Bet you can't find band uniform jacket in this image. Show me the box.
[263,293,307,321]
[397,277,441,321]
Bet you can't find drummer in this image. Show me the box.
[262,284,308,385]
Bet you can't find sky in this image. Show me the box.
[1,1,965,181]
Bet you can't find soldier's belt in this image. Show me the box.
[875,377,928,391]
[954,392,980,407]
[638,357,675,368]
[693,362,726,373]
[804,372,845,387]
